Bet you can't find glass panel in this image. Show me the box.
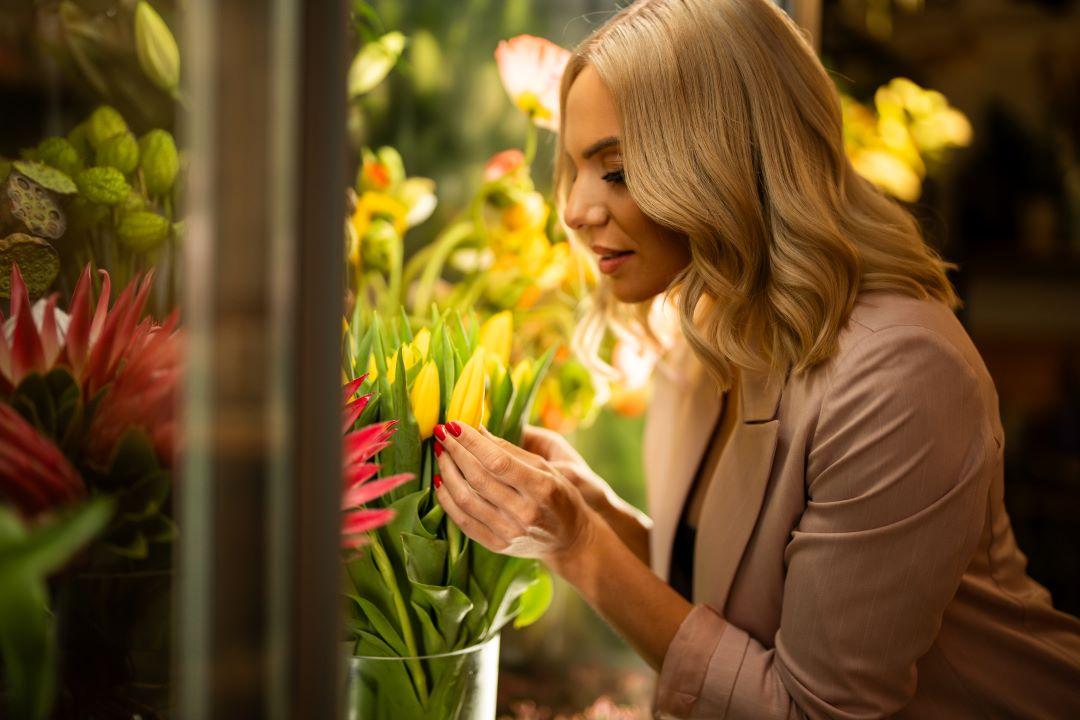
[0,2,184,718]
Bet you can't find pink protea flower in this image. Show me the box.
[341,377,412,550]
[0,403,85,516]
[494,35,571,132]
[2,262,182,469]
[84,310,182,469]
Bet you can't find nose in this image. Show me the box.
[563,176,609,231]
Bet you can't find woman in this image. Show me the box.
[431,0,1080,717]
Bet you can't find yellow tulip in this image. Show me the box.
[411,327,431,359]
[479,311,513,367]
[447,348,486,427]
[511,359,532,390]
[386,344,420,384]
[410,361,441,439]
[366,354,379,383]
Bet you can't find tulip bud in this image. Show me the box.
[447,348,486,428]
[511,359,532,390]
[411,327,431,359]
[479,311,513,367]
[135,1,181,94]
[410,361,440,439]
[385,344,419,384]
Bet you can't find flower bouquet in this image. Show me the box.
[341,307,555,719]
[0,262,180,718]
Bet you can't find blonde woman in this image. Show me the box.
[431,0,1080,717]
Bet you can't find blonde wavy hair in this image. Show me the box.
[556,0,959,389]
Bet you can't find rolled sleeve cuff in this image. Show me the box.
[655,604,749,718]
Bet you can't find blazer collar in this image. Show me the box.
[739,365,787,423]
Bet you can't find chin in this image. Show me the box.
[611,279,665,304]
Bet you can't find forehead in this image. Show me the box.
[563,64,621,157]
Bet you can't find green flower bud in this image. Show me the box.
[76,166,131,205]
[135,1,180,94]
[66,123,94,164]
[96,131,140,174]
[86,106,128,149]
[138,129,179,197]
[117,210,171,253]
[36,137,83,177]
[359,217,398,272]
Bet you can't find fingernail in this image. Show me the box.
[434,441,443,458]
[433,474,443,489]
[447,421,462,437]
[433,424,447,441]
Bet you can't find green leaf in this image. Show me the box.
[0,500,113,720]
[12,160,76,195]
[488,367,513,437]
[513,566,553,629]
[402,532,446,586]
[384,351,421,494]
[503,346,555,445]
[409,582,473,650]
[355,597,408,657]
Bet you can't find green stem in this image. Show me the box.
[523,122,538,167]
[411,222,475,313]
[369,533,430,704]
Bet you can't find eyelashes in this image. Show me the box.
[602,169,626,184]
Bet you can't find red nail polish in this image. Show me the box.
[433,424,447,441]
[447,421,462,437]
[433,474,442,489]
[434,441,443,457]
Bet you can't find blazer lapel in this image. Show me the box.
[693,366,786,609]
[644,342,722,580]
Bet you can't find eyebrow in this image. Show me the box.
[582,136,620,159]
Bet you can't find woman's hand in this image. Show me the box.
[522,425,612,512]
[433,421,600,571]
[523,424,653,564]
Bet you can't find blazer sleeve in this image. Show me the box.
[655,325,999,720]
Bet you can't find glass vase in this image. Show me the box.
[346,634,500,720]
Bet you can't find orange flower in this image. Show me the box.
[494,35,571,132]
[484,149,526,182]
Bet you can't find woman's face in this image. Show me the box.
[562,64,690,303]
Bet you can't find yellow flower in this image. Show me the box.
[411,327,431,359]
[501,192,548,232]
[511,359,532,389]
[385,343,421,384]
[351,191,408,241]
[479,311,513,367]
[447,348,486,427]
[410,361,441,439]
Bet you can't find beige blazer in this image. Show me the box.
[644,291,1080,719]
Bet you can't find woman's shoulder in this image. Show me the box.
[833,290,987,380]
[814,290,1003,444]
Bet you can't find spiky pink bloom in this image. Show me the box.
[1,263,182,469]
[494,35,571,132]
[340,380,413,550]
[0,403,85,517]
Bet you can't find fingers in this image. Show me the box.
[435,453,521,550]
[478,426,546,470]
[434,474,506,553]
[522,424,572,461]
[442,422,530,483]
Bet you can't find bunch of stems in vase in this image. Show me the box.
[341,306,555,719]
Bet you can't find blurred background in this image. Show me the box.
[0,0,1077,718]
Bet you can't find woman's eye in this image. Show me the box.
[602,169,625,184]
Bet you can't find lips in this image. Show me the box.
[592,245,635,274]
[590,245,634,261]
